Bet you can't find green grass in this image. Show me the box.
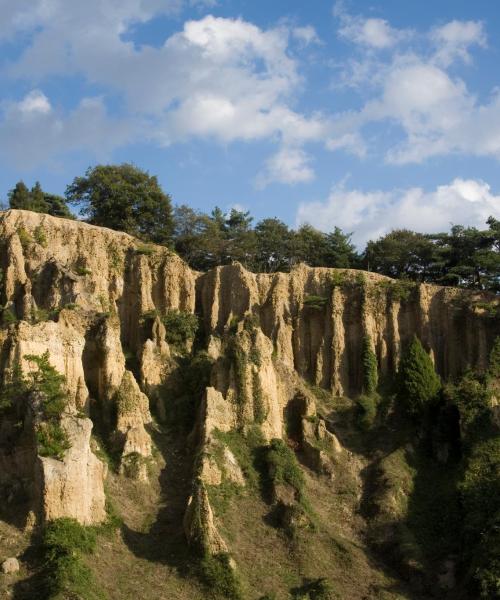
[135,243,156,256]
[42,518,106,600]
[198,552,242,600]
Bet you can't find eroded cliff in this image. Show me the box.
[0,209,498,599]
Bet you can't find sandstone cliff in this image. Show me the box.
[0,208,497,559]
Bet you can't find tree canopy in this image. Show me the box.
[8,181,73,219]
[398,336,441,416]
[65,164,173,245]
[3,165,499,290]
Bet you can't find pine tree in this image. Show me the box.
[362,335,378,395]
[8,181,32,210]
[398,335,441,415]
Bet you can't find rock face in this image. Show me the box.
[0,209,498,535]
[35,415,107,525]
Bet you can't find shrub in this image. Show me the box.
[265,438,305,499]
[291,577,339,600]
[34,225,48,247]
[17,226,33,249]
[24,352,71,459]
[357,393,379,431]
[303,295,328,310]
[42,518,104,600]
[75,265,92,276]
[163,309,199,347]
[37,421,71,460]
[397,335,441,416]
[2,306,17,326]
[329,271,347,288]
[489,336,500,380]
[135,243,156,256]
[361,335,378,395]
[198,553,242,600]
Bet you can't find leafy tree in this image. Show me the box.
[398,335,441,416]
[254,218,293,272]
[292,224,329,267]
[44,193,73,219]
[364,229,437,281]
[66,164,173,245]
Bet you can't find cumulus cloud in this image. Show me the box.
[331,5,496,164]
[1,5,331,182]
[17,90,52,115]
[255,146,314,189]
[1,1,499,184]
[431,20,487,66]
[0,94,139,169]
[297,179,500,247]
[334,1,410,49]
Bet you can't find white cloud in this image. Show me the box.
[297,178,500,247]
[18,90,52,114]
[431,20,486,66]
[330,8,497,165]
[292,26,321,46]
[334,2,410,49]
[0,95,138,169]
[1,7,330,182]
[256,146,314,188]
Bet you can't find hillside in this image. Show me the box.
[0,209,498,600]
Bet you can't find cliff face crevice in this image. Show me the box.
[0,209,498,534]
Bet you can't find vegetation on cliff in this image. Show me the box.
[4,164,499,290]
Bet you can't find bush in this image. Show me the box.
[489,336,500,380]
[37,421,71,460]
[135,243,156,256]
[75,265,92,276]
[1,306,17,326]
[163,309,199,347]
[34,225,48,247]
[291,577,339,599]
[17,226,33,249]
[24,352,71,459]
[361,335,378,395]
[265,438,305,499]
[198,553,242,600]
[303,295,328,310]
[42,518,104,600]
[357,393,379,431]
[397,335,441,416]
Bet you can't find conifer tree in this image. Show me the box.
[398,335,441,415]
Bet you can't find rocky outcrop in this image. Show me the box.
[0,209,498,535]
[35,415,107,525]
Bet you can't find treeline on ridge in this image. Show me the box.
[5,163,500,291]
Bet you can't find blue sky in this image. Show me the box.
[1,0,500,246]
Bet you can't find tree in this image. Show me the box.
[254,218,292,273]
[44,193,73,219]
[291,224,329,266]
[8,181,73,218]
[8,181,34,210]
[398,335,441,416]
[323,227,359,268]
[66,164,173,245]
[364,229,437,281]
